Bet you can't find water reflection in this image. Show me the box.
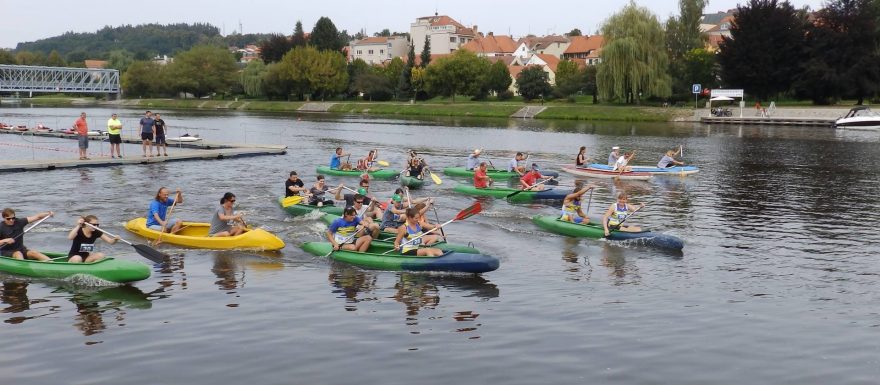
[327,263,378,311]
[1,281,32,322]
[600,243,641,284]
[561,238,593,282]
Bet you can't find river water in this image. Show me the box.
[1,106,879,384]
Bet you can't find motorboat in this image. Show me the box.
[834,106,880,129]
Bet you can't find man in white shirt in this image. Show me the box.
[507,152,527,175]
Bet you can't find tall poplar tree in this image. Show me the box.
[311,17,344,52]
[292,21,307,47]
[597,1,672,103]
[420,37,431,68]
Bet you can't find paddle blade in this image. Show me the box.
[455,202,482,221]
[377,160,390,167]
[430,172,442,185]
[132,243,168,263]
[282,195,303,207]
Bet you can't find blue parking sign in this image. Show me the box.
[692,84,702,94]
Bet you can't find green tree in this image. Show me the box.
[517,66,553,101]
[420,36,431,68]
[263,62,294,100]
[554,60,584,97]
[0,49,15,64]
[65,50,88,66]
[15,51,45,66]
[795,0,880,104]
[347,58,372,96]
[383,57,405,98]
[718,0,808,100]
[106,49,135,72]
[122,61,162,97]
[424,49,490,102]
[292,21,308,47]
[682,48,718,90]
[486,60,513,95]
[240,60,268,97]
[355,72,394,101]
[278,46,348,100]
[45,50,66,67]
[167,45,238,98]
[260,34,293,64]
[375,29,392,37]
[666,0,709,98]
[397,44,416,97]
[583,66,599,103]
[311,17,344,52]
[411,67,426,100]
[567,28,583,37]
[597,1,672,103]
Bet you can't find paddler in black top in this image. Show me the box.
[67,215,120,263]
[285,171,306,197]
[308,175,344,206]
[0,208,52,261]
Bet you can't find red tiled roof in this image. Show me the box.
[460,35,518,54]
[414,53,451,67]
[518,35,569,50]
[485,55,516,66]
[535,54,560,72]
[564,35,604,54]
[84,60,107,69]
[354,37,389,45]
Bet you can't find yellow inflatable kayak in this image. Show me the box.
[124,218,285,251]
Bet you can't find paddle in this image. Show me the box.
[153,192,180,246]
[607,205,644,235]
[431,204,448,243]
[427,168,442,185]
[382,202,481,255]
[404,186,413,208]
[7,212,53,242]
[323,224,365,258]
[505,177,555,198]
[376,160,390,167]
[281,195,304,207]
[84,223,166,263]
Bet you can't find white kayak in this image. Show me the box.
[561,165,653,180]
[167,135,202,142]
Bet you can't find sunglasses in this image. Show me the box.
[90,223,100,227]
[229,199,236,203]
[3,216,15,220]
[354,201,364,204]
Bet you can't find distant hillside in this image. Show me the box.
[15,23,273,59]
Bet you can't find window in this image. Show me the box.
[450,36,456,43]
[357,50,362,55]
[380,49,384,54]
[368,49,374,54]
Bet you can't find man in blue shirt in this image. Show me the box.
[147,187,184,233]
[140,111,155,158]
[330,147,350,170]
[466,149,481,170]
[326,206,372,252]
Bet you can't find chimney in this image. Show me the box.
[473,25,478,35]
[488,31,494,36]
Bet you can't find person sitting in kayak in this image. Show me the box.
[285,171,307,197]
[405,156,426,179]
[613,151,635,172]
[326,206,372,252]
[67,215,120,263]
[576,146,587,167]
[608,146,621,166]
[308,175,344,207]
[466,148,482,170]
[603,192,645,236]
[0,208,52,262]
[519,163,553,190]
[147,187,184,234]
[380,194,407,232]
[474,162,493,189]
[560,181,597,224]
[657,148,684,168]
[394,207,443,257]
[507,152,527,176]
[330,147,352,170]
[209,192,246,237]
[356,149,379,171]
[349,194,381,238]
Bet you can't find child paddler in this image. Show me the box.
[560,181,597,224]
[393,207,443,257]
[326,206,372,252]
[602,192,645,236]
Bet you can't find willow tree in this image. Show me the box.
[240,60,267,97]
[597,2,672,103]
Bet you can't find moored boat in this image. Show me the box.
[834,106,880,130]
[442,167,559,179]
[277,197,343,217]
[399,175,426,189]
[0,252,151,283]
[560,165,653,180]
[124,217,285,251]
[452,184,568,202]
[301,242,499,273]
[585,163,699,176]
[320,214,479,254]
[315,166,397,180]
[532,215,683,250]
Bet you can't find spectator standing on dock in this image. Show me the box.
[74,112,90,160]
[139,111,155,158]
[153,113,168,156]
[107,113,123,158]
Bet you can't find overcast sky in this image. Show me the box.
[0,0,826,49]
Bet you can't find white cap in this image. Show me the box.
[612,146,620,150]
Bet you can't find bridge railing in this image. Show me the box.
[0,64,120,94]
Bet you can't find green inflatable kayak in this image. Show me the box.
[315,166,397,180]
[532,215,684,250]
[321,214,479,254]
[277,197,343,217]
[453,185,569,203]
[0,252,151,283]
[399,175,426,189]
[443,167,559,179]
[301,242,499,274]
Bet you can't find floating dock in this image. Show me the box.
[700,116,835,127]
[0,129,286,173]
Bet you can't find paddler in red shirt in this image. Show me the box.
[473,162,493,188]
[519,163,554,190]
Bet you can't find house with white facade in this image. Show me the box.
[410,14,476,55]
[349,36,409,64]
[562,35,604,65]
[514,35,571,58]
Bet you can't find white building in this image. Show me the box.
[349,36,409,64]
[410,14,476,55]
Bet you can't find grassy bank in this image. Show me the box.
[99,98,693,121]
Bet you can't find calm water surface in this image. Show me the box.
[1,107,879,384]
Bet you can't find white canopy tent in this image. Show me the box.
[708,89,745,117]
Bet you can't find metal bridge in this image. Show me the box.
[0,65,120,94]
